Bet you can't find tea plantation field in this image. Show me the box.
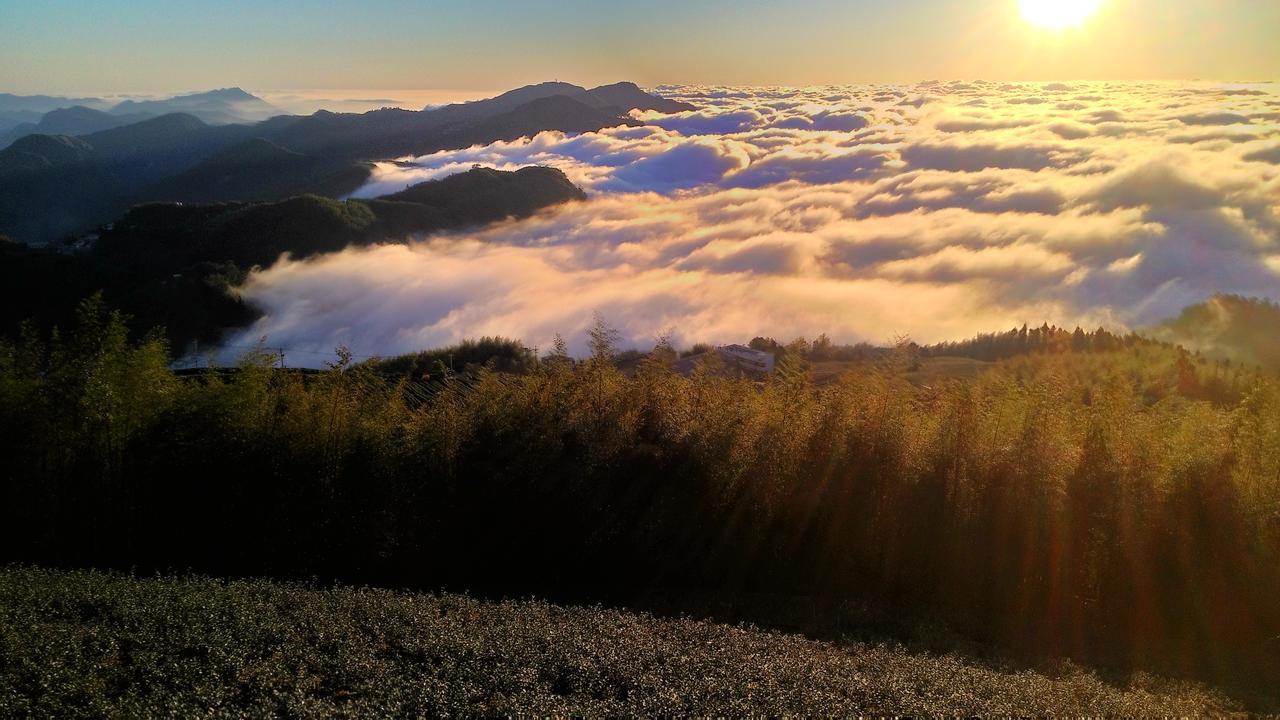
[0,567,1233,717]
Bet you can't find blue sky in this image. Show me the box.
[2,0,1277,94]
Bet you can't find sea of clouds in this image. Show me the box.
[222,81,1280,361]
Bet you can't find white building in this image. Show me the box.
[718,344,775,375]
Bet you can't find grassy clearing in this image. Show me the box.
[0,567,1233,717]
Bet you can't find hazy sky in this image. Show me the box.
[2,0,1277,95]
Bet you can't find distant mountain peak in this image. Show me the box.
[421,81,694,117]
[202,87,256,100]
[44,105,107,119]
[585,82,695,113]
[589,81,641,91]
[108,88,279,125]
[153,87,259,102]
[528,81,585,89]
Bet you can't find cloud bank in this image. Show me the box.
[225,81,1280,362]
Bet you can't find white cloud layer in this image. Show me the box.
[225,81,1280,362]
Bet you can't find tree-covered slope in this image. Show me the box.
[0,166,586,348]
[1148,294,1280,372]
[381,165,586,224]
[155,137,372,204]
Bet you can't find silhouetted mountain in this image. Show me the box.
[184,135,304,168]
[247,107,430,157]
[0,106,154,149]
[403,95,639,160]
[0,92,111,116]
[0,134,96,175]
[250,93,635,161]
[381,165,585,226]
[464,94,638,137]
[1,123,41,147]
[151,138,370,203]
[110,87,281,125]
[487,81,612,110]
[85,112,209,153]
[0,111,43,132]
[0,88,277,131]
[423,82,608,119]
[0,80,692,243]
[424,81,694,118]
[586,82,695,113]
[108,165,585,269]
[79,113,258,185]
[0,135,124,242]
[0,113,256,242]
[1148,294,1280,371]
[0,166,586,348]
[0,94,112,134]
[102,194,381,274]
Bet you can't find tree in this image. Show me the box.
[588,313,620,364]
[811,333,833,361]
[543,333,573,368]
[750,336,780,352]
[1072,326,1089,352]
[552,333,570,358]
[644,329,677,371]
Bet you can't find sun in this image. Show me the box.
[1018,0,1103,30]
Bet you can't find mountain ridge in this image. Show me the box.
[0,165,587,348]
[426,81,695,117]
[0,80,692,243]
[109,87,281,124]
[0,133,97,175]
[0,106,155,150]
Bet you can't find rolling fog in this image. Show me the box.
[222,81,1280,362]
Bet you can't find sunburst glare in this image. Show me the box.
[1019,0,1104,29]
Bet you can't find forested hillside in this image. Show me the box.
[0,167,585,350]
[2,301,1277,707]
[1149,294,1280,372]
